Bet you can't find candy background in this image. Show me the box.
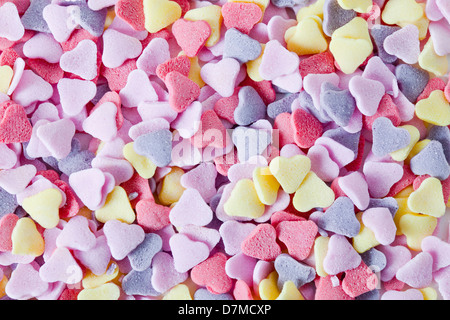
[0,0,449,300]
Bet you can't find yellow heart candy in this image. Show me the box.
[337,0,373,13]
[269,155,311,194]
[77,283,121,300]
[95,186,136,224]
[253,166,280,205]
[22,188,63,229]
[0,65,13,94]
[292,172,335,212]
[314,236,329,277]
[276,281,304,300]
[390,125,420,161]
[224,178,265,218]
[399,212,437,251]
[407,177,446,218]
[143,0,182,33]
[247,43,265,82]
[163,284,193,300]
[259,271,279,300]
[419,39,448,77]
[397,3,429,40]
[184,5,223,47]
[158,167,186,206]
[285,16,328,56]
[296,0,325,21]
[82,262,120,289]
[329,18,373,74]
[11,217,45,257]
[123,142,157,179]
[394,197,414,235]
[381,0,424,25]
[352,212,380,253]
[420,287,438,300]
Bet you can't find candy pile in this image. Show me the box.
[0,0,449,301]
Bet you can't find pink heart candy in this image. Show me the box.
[377,245,412,282]
[69,168,108,210]
[36,119,76,159]
[225,252,258,287]
[42,4,78,42]
[169,233,210,273]
[169,188,213,227]
[267,16,297,46]
[103,219,145,260]
[363,161,404,198]
[383,24,420,64]
[429,19,450,56]
[396,252,433,288]
[272,69,303,93]
[381,288,424,300]
[259,39,300,80]
[179,225,221,252]
[5,263,49,300]
[73,235,112,276]
[349,75,385,116]
[91,156,134,185]
[119,69,158,108]
[0,143,17,170]
[39,247,83,284]
[136,37,170,76]
[200,58,241,98]
[23,33,63,64]
[83,102,118,142]
[180,162,217,203]
[307,144,340,182]
[0,2,24,41]
[102,28,142,68]
[12,70,53,107]
[150,251,188,293]
[60,39,98,81]
[362,207,397,245]
[338,171,370,210]
[0,164,36,195]
[58,78,97,116]
[56,216,97,252]
[323,234,362,275]
[421,236,450,271]
[219,220,257,256]
[315,136,355,168]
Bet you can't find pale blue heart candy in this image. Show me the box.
[21,0,52,33]
[234,86,267,126]
[128,233,163,272]
[320,82,356,127]
[410,140,450,180]
[274,253,316,289]
[223,28,262,64]
[121,268,161,296]
[395,64,429,103]
[317,196,361,238]
[133,129,173,167]
[371,117,410,157]
[267,93,299,119]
